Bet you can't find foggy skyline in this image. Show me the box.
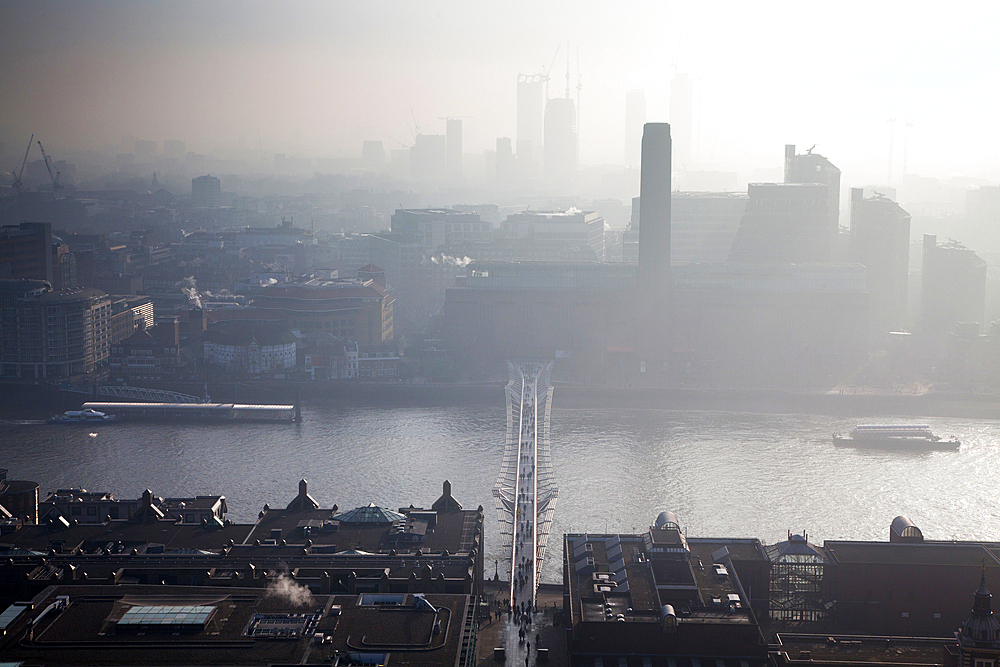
[2,0,999,183]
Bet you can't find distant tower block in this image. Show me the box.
[446,119,463,183]
[638,123,672,293]
[517,74,544,166]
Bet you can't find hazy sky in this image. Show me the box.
[2,0,999,182]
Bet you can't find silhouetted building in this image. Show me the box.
[501,209,605,261]
[517,73,545,171]
[850,188,911,336]
[672,192,748,263]
[191,174,221,208]
[409,134,447,183]
[921,234,987,355]
[729,183,833,263]
[0,222,53,282]
[446,118,462,183]
[785,144,842,233]
[543,96,578,189]
[390,208,488,253]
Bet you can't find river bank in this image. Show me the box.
[3,380,1000,420]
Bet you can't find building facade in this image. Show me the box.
[850,188,911,336]
[0,279,111,380]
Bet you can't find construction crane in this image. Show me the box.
[541,44,560,100]
[36,139,61,193]
[10,134,33,194]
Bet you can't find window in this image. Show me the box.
[87,506,97,516]
[71,506,81,516]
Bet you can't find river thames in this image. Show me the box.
[3,401,999,583]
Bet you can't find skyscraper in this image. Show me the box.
[543,96,577,189]
[669,74,693,168]
[446,119,463,184]
[517,74,544,168]
[625,90,646,169]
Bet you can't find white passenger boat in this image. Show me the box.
[833,424,959,450]
[50,408,120,425]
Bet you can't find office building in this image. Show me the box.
[728,183,833,263]
[390,208,489,253]
[850,188,911,335]
[0,222,53,283]
[446,118,462,183]
[252,278,394,347]
[670,73,694,168]
[517,73,545,168]
[625,89,646,169]
[543,96,578,189]
[191,174,222,208]
[921,234,987,355]
[0,279,111,380]
[501,209,605,262]
[784,144,841,233]
[672,192,748,263]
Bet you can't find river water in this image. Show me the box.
[2,402,999,583]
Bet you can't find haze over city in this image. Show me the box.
[3,0,1000,181]
[6,3,1000,667]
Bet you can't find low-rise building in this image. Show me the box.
[203,321,297,376]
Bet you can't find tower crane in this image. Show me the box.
[36,140,61,193]
[541,45,560,101]
[10,134,33,194]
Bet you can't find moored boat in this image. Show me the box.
[833,424,959,450]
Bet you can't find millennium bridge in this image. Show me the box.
[492,361,559,618]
